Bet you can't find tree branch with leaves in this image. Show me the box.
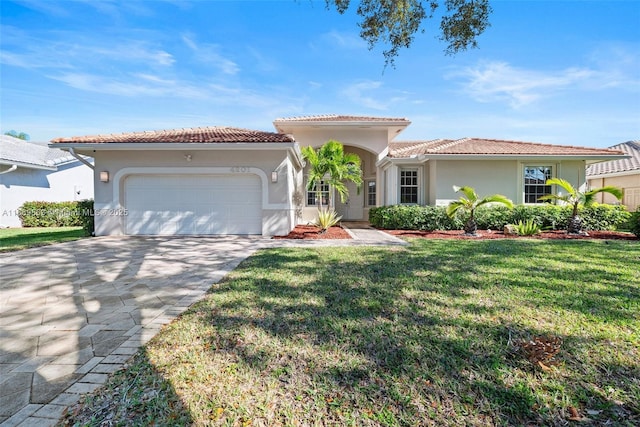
[327,0,492,66]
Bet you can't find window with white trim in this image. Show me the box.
[524,166,552,203]
[400,169,419,204]
[307,180,330,206]
[366,180,376,206]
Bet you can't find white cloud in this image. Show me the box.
[451,61,595,108]
[340,81,415,111]
[322,30,367,50]
[49,72,206,99]
[451,50,640,109]
[341,81,387,110]
[0,27,175,69]
[12,0,70,16]
[181,33,239,75]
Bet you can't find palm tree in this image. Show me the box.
[447,186,514,236]
[301,140,363,211]
[538,178,623,234]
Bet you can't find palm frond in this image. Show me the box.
[584,186,623,205]
[545,178,577,197]
[479,194,514,208]
[454,185,478,203]
[446,200,467,217]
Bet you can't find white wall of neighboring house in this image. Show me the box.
[0,161,94,227]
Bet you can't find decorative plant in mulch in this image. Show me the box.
[446,185,514,236]
[539,178,623,235]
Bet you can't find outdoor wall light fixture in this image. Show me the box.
[271,171,278,183]
[99,171,109,183]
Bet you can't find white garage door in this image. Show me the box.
[124,174,262,235]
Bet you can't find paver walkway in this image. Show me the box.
[0,226,404,426]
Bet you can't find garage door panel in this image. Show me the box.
[124,174,262,235]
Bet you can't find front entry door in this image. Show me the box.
[335,180,364,220]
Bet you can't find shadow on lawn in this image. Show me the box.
[190,242,638,425]
[57,239,639,425]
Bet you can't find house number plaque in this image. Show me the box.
[230,166,250,173]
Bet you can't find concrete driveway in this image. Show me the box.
[0,236,267,427]
[0,228,405,426]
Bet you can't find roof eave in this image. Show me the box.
[50,142,298,152]
[273,120,411,142]
[587,169,640,179]
[273,119,410,127]
[387,154,628,161]
[0,159,57,171]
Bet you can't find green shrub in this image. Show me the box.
[515,219,541,236]
[580,204,630,231]
[474,205,514,230]
[18,201,82,227]
[18,200,94,235]
[628,209,640,238]
[76,199,95,235]
[512,204,568,230]
[370,203,629,232]
[369,205,461,230]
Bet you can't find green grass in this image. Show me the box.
[60,239,640,426]
[0,226,87,252]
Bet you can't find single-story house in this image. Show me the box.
[0,135,94,227]
[50,115,626,236]
[586,141,640,212]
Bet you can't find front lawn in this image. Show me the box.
[0,226,86,252]
[61,239,639,426]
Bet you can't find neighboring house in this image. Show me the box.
[586,141,640,212]
[0,135,94,227]
[50,115,625,236]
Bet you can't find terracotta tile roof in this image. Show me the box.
[389,138,625,157]
[274,114,410,123]
[586,141,640,176]
[51,126,295,144]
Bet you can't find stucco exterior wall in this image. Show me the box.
[429,160,519,205]
[588,173,640,211]
[383,159,588,207]
[0,161,94,227]
[290,128,390,156]
[92,149,297,236]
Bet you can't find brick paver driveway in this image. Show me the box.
[0,236,264,427]
[0,226,405,426]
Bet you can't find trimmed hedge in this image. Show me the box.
[76,199,95,235]
[369,203,631,232]
[629,209,640,238]
[18,200,95,235]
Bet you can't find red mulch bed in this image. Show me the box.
[273,225,352,240]
[273,226,637,241]
[385,229,638,241]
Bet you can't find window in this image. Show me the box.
[524,166,552,203]
[367,180,376,206]
[307,180,330,206]
[400,169,418,204]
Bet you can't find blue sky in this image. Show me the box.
[1,0,638,147]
